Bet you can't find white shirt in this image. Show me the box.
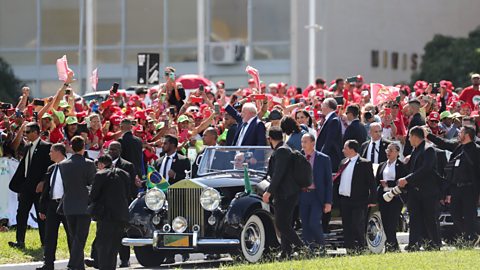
[112,158,119,166]
[25,137,41,177]
[50,162,65,200]
[382,160,396,181]
[159,153,176,181]
[366,139,381,164]
[339,154,359,197]
[236,117,255,146]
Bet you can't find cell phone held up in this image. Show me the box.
[169,107,175,116]
[112,82,119,93]
[199,84,204,93]
[33,99,45,106]
[214,102,220,115]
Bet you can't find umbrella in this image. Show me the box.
[175,74,212,89]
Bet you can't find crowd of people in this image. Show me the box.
[1,66,480,268]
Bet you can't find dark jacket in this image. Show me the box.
[316,112,343,172]
[115,157,137,201]
[336,156,377,205]
[225,105,267,146]
[311,150,333,205]
[343,119,367,145]
[118,131,143,178]
[405,141,441,198]
[155,153,190,185]
[226,124,238,146]
[375,159,408,201]
[403,113,425,156]
[60,154,97,215]
[360,138,391,164]
[267,142,299,199]
[39,163,58,214]
[9,140,53,194]
[90,168,130,222]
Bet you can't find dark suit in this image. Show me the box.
[226,124,237,146]
[316,112,343,172]
[90,168,130,270]
[118,131,143,178]
[155,153,190,185]
[9,139,52,246]
[360,138,391,164]
[403,113,425,156]
[405,141,441,249]
[299,151,332,247]
[39,163,72,268]
[375,159,407,251]
[343,119,367,145]
[336,156,376,251]
[225,105,267,146]
[60,154,97,270]
[267,142,303,254]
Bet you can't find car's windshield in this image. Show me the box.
[197,146,272,176]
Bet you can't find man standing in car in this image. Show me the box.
[262,127,304,258]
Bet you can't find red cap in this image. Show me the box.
[277,82,287,89]
[356,75,364,82]
[110,115,122,125]
[428,112,440,121]
[414,80,428,91]
[134,110,147,120]
[461,102,472,110]
[130,95,141,102]
[216,80,225,87]
[248,78,255,84]
[75,111,88,118]
[101,99,114,110]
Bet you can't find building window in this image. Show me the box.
[391,52,398,70]
[371,50,379,68]
[0,0,37,48]
[210,0,248,42]
[383,51,388,68]
[41,0,80,47]
[402,53,407,70]
[126,0,164,46]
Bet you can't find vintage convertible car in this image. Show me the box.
[121,146,387,266]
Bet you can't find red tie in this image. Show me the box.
[333,159,351,182]
[306,154,311,161]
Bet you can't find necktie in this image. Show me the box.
[163,157,171,179]
[333,159,351,182]
[371,142,377,163]
[306,154,311,161]
[49,165,59,199]
[237,122,248,145]
[25,143,33,178]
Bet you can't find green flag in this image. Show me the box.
[145,165,169,192]
[243,164,252,194]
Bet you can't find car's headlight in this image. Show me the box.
[145,188,166,211]
[172,216,188,233]
[200,188,221,211]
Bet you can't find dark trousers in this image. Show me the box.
[407,192,441,249]
[91,235,130,264]
[299,192,324,247]
[339,196,367,251]
[95,220,125,270]
[274,194,304,254]
[450,186,478,241]
[44,200,72,266]
[379,196,403,250]
[66,215,91,270]
[16,191,45,245]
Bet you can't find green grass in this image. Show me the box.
[223,250,480,270]
[0,223,96,264]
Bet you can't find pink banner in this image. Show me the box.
[245,65,260,93]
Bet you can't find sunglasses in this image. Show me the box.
[24,130,32,134]
[164,72,170,76]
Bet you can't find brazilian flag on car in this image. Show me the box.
[145,165,169,192]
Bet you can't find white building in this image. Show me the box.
[1,0,479,97]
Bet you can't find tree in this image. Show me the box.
[0,57,21,104]
[412,26,480,88]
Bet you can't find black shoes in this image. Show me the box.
[35,264,54,270]
[163,256,175,264]
[8,241,25,249]
[84,258,98,269]
[118,260,130,268]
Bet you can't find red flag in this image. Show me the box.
[245,65,260,93]
[370,83,399,105]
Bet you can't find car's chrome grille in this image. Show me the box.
[168,188,205,236]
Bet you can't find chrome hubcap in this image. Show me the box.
[367,217,383,247]
[244,222,261,255]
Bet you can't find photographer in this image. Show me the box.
[426,126,480,245]
[375,143,407,252]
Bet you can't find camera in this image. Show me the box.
[432,83,439,94]
[383,186,403,202]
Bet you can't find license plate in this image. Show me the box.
[163,234,190,247]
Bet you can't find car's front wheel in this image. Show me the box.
[134,246,167,267]
[366,211,386,253]
[240,215,266,263]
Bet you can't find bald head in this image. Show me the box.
[108,141,122,160]
[203,127,218,146]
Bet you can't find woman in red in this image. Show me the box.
[87,114,104,150]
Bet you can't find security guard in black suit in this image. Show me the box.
[398,126,442,250]
[427,126,480,244]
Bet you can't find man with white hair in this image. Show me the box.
[225,102,266,146]
[360,122,391,165]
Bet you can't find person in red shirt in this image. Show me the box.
[458,73,480,108]
[87,114,104,150]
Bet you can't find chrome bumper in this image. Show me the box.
[122,235,239,247]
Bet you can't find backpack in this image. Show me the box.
[290,149,313,188]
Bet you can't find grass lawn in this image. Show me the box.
[224,249,480,270]
[0,223,96,265]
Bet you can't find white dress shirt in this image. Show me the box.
[382,160,396,182]
[159,153,176,181]
[50,162,65,200]
[25,137,41,177]
[236,117,255,146]
[339,154,359,197]
[366,139,381,164]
